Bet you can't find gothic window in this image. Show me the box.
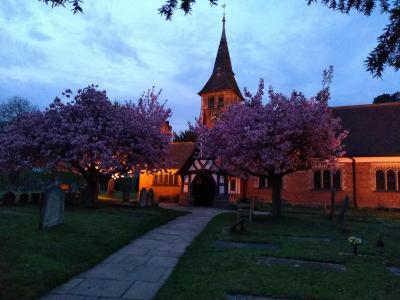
[323,170,331,189]
[333,171,341,190]
[208,96,215,108]
[258,176,269,188]
[398,171,400,192]
[218,96,224,108]
[387,170,396,191]
[230,178,236,192]
[375,170,385,191]
[314,170,342,190]
[313,171,321,189]
[153,174,179,186]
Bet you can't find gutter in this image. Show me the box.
[348,156,358,208]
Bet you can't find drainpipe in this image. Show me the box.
[348,156,358,208]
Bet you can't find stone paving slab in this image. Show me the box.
[257,256,347,273]
[41,206,224,300]
[215,240,279,250]
[388,266,400,276]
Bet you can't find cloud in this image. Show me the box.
[0,0,398,132]
[0,0,31,21]
[29,27,52,41]
[0,31,47,68]
[84,11,146,67]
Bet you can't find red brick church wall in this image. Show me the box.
[242,161,400,209]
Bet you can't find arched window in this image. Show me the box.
[218,96,224,107]
[376,170,385,191]
[208,96,215,108]
[314,171,321,189]
[333,170,341,190]
[387,170,396,191]
[323,170,331,190]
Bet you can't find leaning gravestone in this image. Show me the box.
[39,185,65,229]
[139,188,148,208]
[147,188,155,206]
[3,192,16,206]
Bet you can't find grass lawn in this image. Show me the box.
[0,205,186,300]
[156,208,400,300]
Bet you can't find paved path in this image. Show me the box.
[41,206,223,300]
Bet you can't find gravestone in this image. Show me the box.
[18,193,30,205]
[65,192,81,207]
[329,188,336,220]
[147,188,154,206]
[39,185,65,229]
[107,179,115,195]
[30,192,42,205]
[3,192,16,206]
[336,195,350,230]
[139,188,148,207]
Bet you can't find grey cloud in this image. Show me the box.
[84,12,146,67]
[0,32,47,67]
[29,27,52,41]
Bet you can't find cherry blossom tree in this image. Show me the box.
[0,85,171,207]
[199,69,347,217]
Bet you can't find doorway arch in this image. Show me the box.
[191,173,216,206]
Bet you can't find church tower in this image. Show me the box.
[199,14,242,128]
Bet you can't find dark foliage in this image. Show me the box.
[308,0,400,77]
[173,129,197,142]
[39,0,83,13]
[158,0,218,20]
[373,91,400,103]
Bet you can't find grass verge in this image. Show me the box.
[156,209,400,300]
[0,205,185,300]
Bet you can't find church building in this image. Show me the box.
[138,16,400,209]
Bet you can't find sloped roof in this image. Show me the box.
[332,102,400,157]
[165,142,196,170]
[198,19,243,98]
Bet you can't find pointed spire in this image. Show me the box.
[213,11,233,75]
[198,8,242,98]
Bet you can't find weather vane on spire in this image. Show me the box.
[222,2,226,23]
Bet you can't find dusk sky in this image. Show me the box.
[0,0,398,132]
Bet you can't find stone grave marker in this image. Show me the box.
[329,188,336,220]
[39,184,65,229]
[147,188,155,206]
[30,192,42,205]
[337,195,350,231]
[139,188,148,208]
[107,178,115,195]
[3,192,16,205]
[19,193,30,205]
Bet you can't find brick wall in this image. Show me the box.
[241,161,400,209]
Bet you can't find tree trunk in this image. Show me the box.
[271,174,283,218]
[242,178,248,200]
[84,174,99,208]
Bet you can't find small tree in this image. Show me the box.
[199,69,347,218]
[173,129,197,142]
[0,86,171,207]
[0,96,37,131]
[373,92,400,104]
